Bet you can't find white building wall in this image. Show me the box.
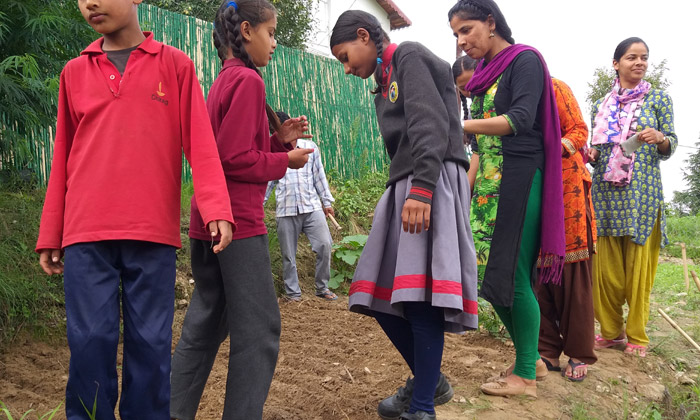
[306,0,390,58]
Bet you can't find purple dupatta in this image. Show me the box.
[466,44,565,284]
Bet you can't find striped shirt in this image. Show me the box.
[264,139,334,217]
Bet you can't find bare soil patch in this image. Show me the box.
[2,291,698,419]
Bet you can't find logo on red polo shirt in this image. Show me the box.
[152,82,168,106]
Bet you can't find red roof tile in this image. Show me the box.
[374,0,412,30]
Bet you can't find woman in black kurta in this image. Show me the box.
[449,0,566,398]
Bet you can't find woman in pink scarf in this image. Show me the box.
[588,37,677,358]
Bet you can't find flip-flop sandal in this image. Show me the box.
[624,343,647,358]
[594,334,626,349]
[316,290,338,301]
[541,357,561,372]
[562,359,587,382]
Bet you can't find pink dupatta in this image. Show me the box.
[591,79,651,186]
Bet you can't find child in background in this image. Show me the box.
[169,1,313,419]
[36,0,234,418]
[330,10,478,420]
[452,55,480,191]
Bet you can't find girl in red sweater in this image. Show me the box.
[170,1,312,419]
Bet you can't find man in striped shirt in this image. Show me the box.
[265,111,337,302]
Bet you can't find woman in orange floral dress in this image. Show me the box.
[535,78,597,382]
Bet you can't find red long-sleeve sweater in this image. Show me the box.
[189,59,290,241]
[36,33,233,251]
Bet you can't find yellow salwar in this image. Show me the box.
[592,214,661,346]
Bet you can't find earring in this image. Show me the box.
[489,32,495,38]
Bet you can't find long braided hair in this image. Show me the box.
[213,0,281,131]
[452,55,480,117]
[447,0,515,45]
[330,10,390,95]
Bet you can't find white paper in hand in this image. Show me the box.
[621,133,643,157]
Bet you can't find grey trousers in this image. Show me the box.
[276,210,332,297]
[170,236,281,420]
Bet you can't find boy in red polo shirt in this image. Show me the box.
[35,0,233,418]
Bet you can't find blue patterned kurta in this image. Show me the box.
[590,88,677,247]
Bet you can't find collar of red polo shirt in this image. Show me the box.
[81,31,161,56]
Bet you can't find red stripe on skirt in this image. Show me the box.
[349,280,392,301]
[350,278,478,314]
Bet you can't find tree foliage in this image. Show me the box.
[144,0,220,22]
[143,0,316,49]
[585,59,671,110]
[671,138,700,216]
[269,0,316,50]
[0,0,95,167]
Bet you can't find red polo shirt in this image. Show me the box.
[36,32,233,251]
[189,59,290,241]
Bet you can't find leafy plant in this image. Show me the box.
[78,388,98,420]
[0,0,95,169]
[329,234,368,290]
[477,298,505,337]
[0,189,65,348]
[330,166,388,231]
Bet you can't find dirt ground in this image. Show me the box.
[2,284,698,420]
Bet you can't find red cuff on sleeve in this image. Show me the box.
[409,187,433,200]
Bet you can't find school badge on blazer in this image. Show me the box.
[388,81,399,103]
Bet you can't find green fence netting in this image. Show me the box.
[1,3,387,186]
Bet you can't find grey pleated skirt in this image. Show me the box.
[348,161,479,333]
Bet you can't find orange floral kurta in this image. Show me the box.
[552,78,596,263]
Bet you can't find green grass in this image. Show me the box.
[176,182,194,281]
[648,262,700,419]
[664,215,700,261]
[663,379,700,420]
[648,262,700,359]
[0,400,63,420]
[570,401,599,420]
[0,189,65,349]
[652,262,700,308]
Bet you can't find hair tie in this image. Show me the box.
[377,58,383,64]
[227,1,239,11]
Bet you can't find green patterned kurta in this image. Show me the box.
[470,79,503,282]
[591,88,677,247]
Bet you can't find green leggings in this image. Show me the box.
[492,170,542,380]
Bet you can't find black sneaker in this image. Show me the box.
[377,373,453,420]
[399,411,437,420]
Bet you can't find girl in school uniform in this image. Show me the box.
[169,1,313,419]
[330,10,478,420]
[452,55,481,191]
